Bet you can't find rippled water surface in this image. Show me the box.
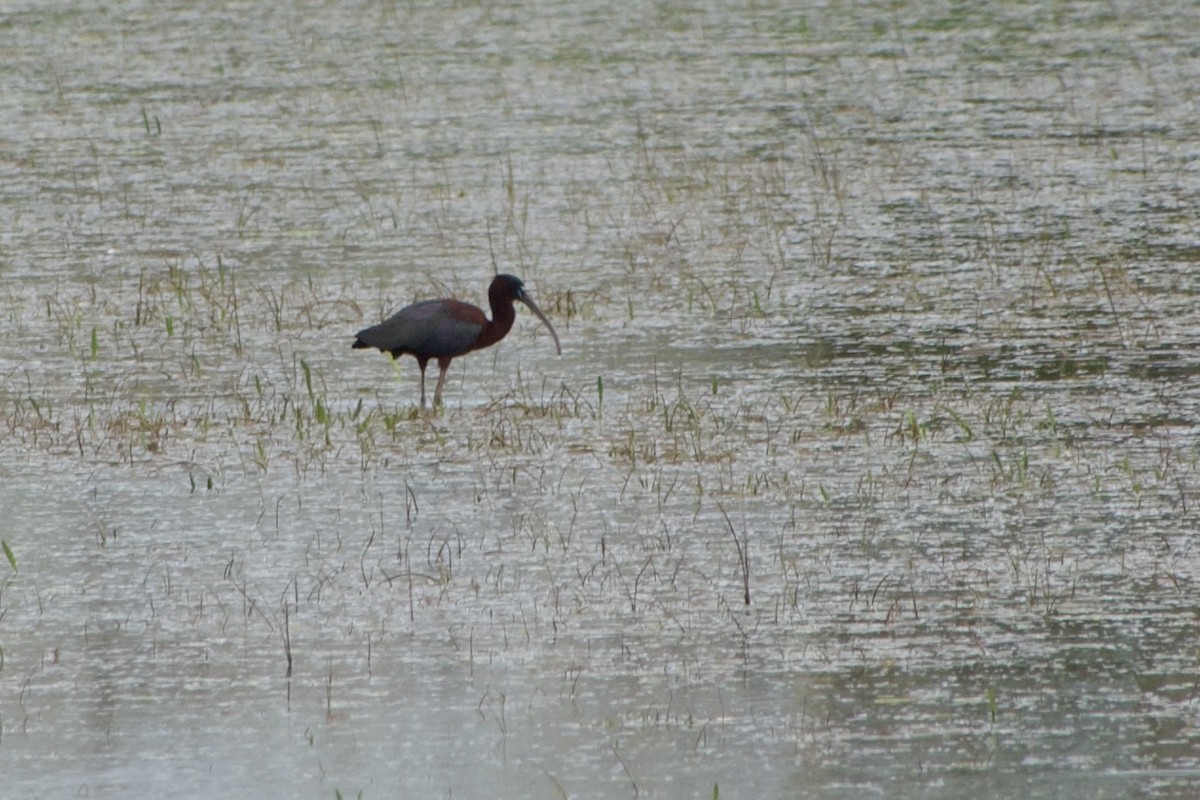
[3,1,1200,797]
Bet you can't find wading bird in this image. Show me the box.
[352,274,562,408]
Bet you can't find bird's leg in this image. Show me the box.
[416,357,430,409]
[433,357,453,408]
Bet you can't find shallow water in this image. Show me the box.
[2,1,1200,798]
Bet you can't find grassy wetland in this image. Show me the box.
[3,1,1200,797]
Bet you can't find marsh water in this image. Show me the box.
[3,1,1200,797]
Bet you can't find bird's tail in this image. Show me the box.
[351,337,370,349]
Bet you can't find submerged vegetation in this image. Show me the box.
[2,0,1200,797]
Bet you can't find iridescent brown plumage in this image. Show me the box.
[353,274,561,408]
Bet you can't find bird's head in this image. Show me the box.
[491,274,562,355]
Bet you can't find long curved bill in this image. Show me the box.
[519,294,562,355]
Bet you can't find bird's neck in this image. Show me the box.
[476,300,516,350]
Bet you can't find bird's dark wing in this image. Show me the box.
[355,299,485,358]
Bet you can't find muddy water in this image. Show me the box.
[2,1,1200,797]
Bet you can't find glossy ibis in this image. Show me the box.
[352,274,562,408]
